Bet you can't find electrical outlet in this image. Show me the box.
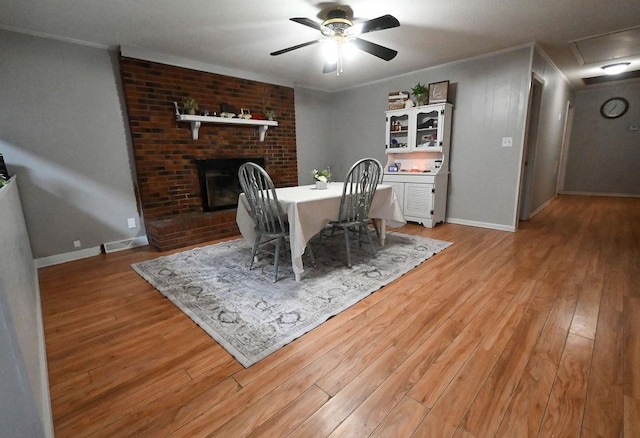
[502,137,513,147]
[73,240,82,248]
[127,217,136,229]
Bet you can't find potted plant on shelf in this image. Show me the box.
[182,96,199,115]
[264,109,276,121]
[312,168,331,190]
[411,82,428,106]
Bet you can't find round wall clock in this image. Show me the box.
[600,97,629,119]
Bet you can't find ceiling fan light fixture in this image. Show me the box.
[321,11,352,38]
[342,41,357,59]
[271,9,400,75]
[601,62,630,75]
[323,39,339,64]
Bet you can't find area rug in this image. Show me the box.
[131,232,452,367]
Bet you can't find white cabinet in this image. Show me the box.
[383,103,453,228]
[385,103,452,153]
[383,173,447,227]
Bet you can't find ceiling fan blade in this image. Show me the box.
[270,39,322,56]
[322,62,337,74]
[290,17,322,31]
[356,14,400,34]
[352,38,398,61]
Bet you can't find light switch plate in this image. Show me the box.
[127,217,136,229]
[502,137,513,147]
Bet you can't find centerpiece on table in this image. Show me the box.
[312,168,331,190]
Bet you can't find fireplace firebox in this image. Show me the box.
[196,158,265,212]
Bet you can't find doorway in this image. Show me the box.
[556,101,574,193]
[518,74,544,222]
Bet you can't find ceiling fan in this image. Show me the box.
[270,9,400,75]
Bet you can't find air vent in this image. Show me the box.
[101,236,148,253]
[570,26,640,65]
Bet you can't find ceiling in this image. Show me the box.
[1,0,639,92]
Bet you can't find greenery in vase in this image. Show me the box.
[0,175,8,188]
[182,96,198,114]
[312,168,331,183]
[411,82,428,104]
[264,109,276,120]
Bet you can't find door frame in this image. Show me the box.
[556,100,574,193]
[517,73,544,222]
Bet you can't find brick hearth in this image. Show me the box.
[119,56,298,251]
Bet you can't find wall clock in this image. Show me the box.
[600,97,629,119]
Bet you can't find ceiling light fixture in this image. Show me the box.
[270,9,399,76]
[321,12,355,76]
[601,62,631,75]
[323,36,350,76]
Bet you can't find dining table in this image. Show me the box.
[236,182,406,281]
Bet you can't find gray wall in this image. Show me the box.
[296,46,534,230]
[563,81,640,195]
[0,178,52,437]
[1,29,615,258]
[294,87,337,184]
[0,30,143,260]
[528,48,574,213]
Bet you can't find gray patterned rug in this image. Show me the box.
[131,232,452,367]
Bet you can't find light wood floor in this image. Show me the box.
[39,195,640,437]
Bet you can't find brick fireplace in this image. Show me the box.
[119,57,298,251]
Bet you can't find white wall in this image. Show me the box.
[0,30,143,260]
[0,177,53,437]
[563,81,640,195]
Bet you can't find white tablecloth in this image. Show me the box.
[236,182,406,280]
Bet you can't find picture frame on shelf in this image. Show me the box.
[428,80,449,104]
[220,102,237,114]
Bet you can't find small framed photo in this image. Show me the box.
[428,80,449,104]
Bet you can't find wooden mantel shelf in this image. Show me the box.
[176,114,278,141]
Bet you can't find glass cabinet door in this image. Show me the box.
[386,110,411,152]
[413,108,440,151]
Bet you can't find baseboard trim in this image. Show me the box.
[35,236,150,268]
[530,196,555,218]
[446,218,516,232]
[560,191,640,198]
[35,246,102,268]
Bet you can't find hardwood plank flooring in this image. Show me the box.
[38,195,640,437]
